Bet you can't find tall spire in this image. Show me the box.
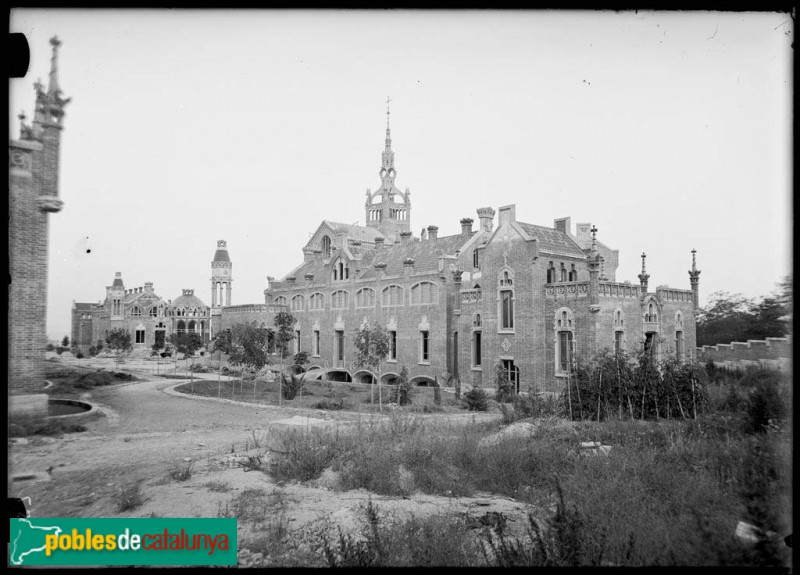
[379,96,396,191]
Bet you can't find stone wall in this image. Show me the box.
[697,335,792,372]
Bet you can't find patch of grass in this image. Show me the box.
[9,416,88,437]
[204,481,232,493]
[117,483,145,512]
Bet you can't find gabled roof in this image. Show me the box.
[517,222,586,258]
[323,221,386,243]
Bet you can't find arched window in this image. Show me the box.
[188,320,197,333]
[149,306,158,317]
[546,262,556,284]
[331,290,350,309]
[411,282,439,305]
[560,263,567,282]
[473,249,480,270]
[131,306,141,317]
[309,292,325,310]
[291,294,305,312]
[382,285,404,306]
[498,268,515,331]
[645,302,658,323]
[321,235,331,258]
[332,258,349,282]
[568,264,578,282]
[555,307,575,374]
[177,320,186,335]
[274,296,287,307]
[675,330,685,363]
[356,288,376,308]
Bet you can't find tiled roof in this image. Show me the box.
[360,234,468,279]
[73,302,94,310]
[517,222,586,258]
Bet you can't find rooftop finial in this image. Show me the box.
[589,225,598,253]
[640,252,647,273]
[691,248,697,272]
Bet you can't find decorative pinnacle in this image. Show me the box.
[691,248,697,271]
[48,36,62,95]
[640,252,647,274]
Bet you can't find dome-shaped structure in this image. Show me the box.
[171,289,209,310]
[112,272,124,287]
[213,247,230,263]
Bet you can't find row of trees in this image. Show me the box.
[696,276,791,347]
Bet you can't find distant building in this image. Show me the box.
[72,275,211,353]
[9,37,69,396]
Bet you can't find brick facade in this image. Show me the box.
[9,37,68,395]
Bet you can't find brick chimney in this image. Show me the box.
[460,218,473,236]
[427,225,438,240]
[477,207,495,233]
[375,236,385,250]
[144,282,154,294]
[400,230,412,244]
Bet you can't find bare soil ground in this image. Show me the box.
[10,355,530,566]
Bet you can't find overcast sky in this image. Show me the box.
[9,9,793,341]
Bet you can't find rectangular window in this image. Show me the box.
[502,359,519,393]
[390,330,397,360]
[295,330,301,354]
[135,329,145,344]
[419,331,429,363]
[501,290,514,330]
[335,330,344,364]
[676,331,684,363]
[313,330,320,356]
[473,331,482,367]
[558,331,574,373]
[614,331,623,354]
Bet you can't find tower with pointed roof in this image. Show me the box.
[210,240,232,340]
[364,98,412,242]
[9,37,70,403]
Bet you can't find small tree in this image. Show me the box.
[273,312,297,406]
[353,323,391,411]
[229,324,272,400]
[106,328,133,369]
[170,332,205,389]
[95,340,105,355]
[62,335,70,348]
[390,366,415,406]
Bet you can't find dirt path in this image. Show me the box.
[10,358,534,565]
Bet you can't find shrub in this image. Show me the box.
[117,483,145,512]
[268,428,345,482]
[56,347,65,355]
[494,362,515,403]
[281,372,306,400]
[46,343,55,352]
[743,371,785,434]
[88,345,97,357]
[464,387,489,411]
[169,461,194,481]
[75,351,84,359]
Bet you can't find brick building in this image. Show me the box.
[256,108,700,391]
[72,274,211,354]
[9,37,69,400]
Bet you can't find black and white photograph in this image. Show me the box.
[8,9,792,568]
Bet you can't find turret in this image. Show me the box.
[587,226,601,311]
